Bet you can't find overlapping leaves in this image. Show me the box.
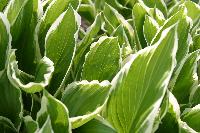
[104,25,178,132]
[0,0,200,132]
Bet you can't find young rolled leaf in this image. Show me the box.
[104,25,178,132]
[152,7,190,66]
[103,3,135,48]
[61,80,111,128]
[37,90,71,133]
[132,2,149,48]
[175,15,191,64]
[142,0,167,17]
[103,3,123,30]
[132,1,165,47]
[152,8,165,26]
[143,15,159,45]
[81,36,120,82]
[45,6,80,94]
[7,50,54,93]
[111,24,130,47]
[151,7,186,44]
[168,16,193,91]
[37,0,80,55]
[172,51,199,104]
[73,13,102,80]
[0,70,23,129]
[104,0,133,18]
[182,104,200,132]
[0,13,11,71]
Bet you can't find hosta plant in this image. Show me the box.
[0,0,200,132]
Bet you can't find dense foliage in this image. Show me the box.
[0,0,200,132]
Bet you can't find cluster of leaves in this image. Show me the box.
[0,0,200,132]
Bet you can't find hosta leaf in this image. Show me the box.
[182,104,200,132]
[45,6,80,94]
[0,116,18,133]
[143,15,159,45]
[172,51,199,104]
[165,0,178,9]
[103,3,123,30]
[0,70,23,129]
[178,120,198,133]
[0,0,8,11]
[191,15,200,35]
[7,50,54,93]
[184,1,200,22]
[62,80,110,117]
[152,92,169,132]
[73,116,116,133]
[104,26,178,132]
[175,16,191,64]
[192,34,200,51]
[22,116,38,133]
[167,1,182,17]
[42,0,53,12]
[143,0,167,17]
[15,0,42,74]
[70,107,105,129]
[61,80,111,128]
[37,90,71,133]
[37,0,80,55]
[4,0,42,74]
[152,8,190,65]
[4,0,29,41]
[73,13,102,80]
[151,8,165,26]
[94,0,105,11]
[78,3,96,23]
[156,92,180,133]
[152,7,186,44]
[111,24,130,47]
[190,84,200,105]
[134,1,166,46]
[116,0,137,7]
[0,13,11,71]
[81,36,120,81]
[103,3,135,48]
[132,2,149,48]
[104,0,132,18]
